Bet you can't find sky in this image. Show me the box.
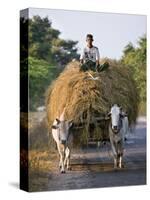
[28,8,146,59]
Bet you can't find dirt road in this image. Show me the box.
[48,117,146,191]
[30,116,146,192]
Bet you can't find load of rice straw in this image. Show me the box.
[46,60,139,145]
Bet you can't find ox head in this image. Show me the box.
[107,104,124,133]
[52,118,73,144]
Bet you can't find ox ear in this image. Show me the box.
[119,113,124,118]
[107,112,111,117]
[51,125,58,129]
[121,112,128,118]
[56,118,60,124]
[105,112,111,120]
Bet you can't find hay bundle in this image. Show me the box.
[46,60,139,145]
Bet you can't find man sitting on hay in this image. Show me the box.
[80,34,109,72]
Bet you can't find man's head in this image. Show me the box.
[86,34,93,47]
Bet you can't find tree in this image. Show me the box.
[20,15,80,110]
[29,57,58,110]
[121,35,146,113]
[123,42,134,55]
[29,15,79,65]
[51,38,79,66]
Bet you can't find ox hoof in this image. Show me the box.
[67,166,72,171]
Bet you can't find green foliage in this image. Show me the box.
[121,35,146,114]
[20,15,79,110]
[29,57,58,110]
[29,15,79,64]
[51,38,79,65]
[123,42,135,55]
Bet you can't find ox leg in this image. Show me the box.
[118,152,123,168]
[117,141,123,168]
[114,156,118,169]
[57,144,65,173]
[56,143,62,169]
[60,151,66,173]
[65,147,71,170]
[61,148,66,173]
[119,156,122,168]
[110,140,118,168]
[64,148,67,167]
[59,160,62,169]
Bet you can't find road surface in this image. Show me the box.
[47,117,146,191]
[30,116,146,192]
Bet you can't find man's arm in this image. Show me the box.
[96,60,100,66]
[96,48,100,66]
[80,48,85,64]
[80,59,84,64]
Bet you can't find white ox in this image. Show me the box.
[51,109,73,173]
[108,104,128,168]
